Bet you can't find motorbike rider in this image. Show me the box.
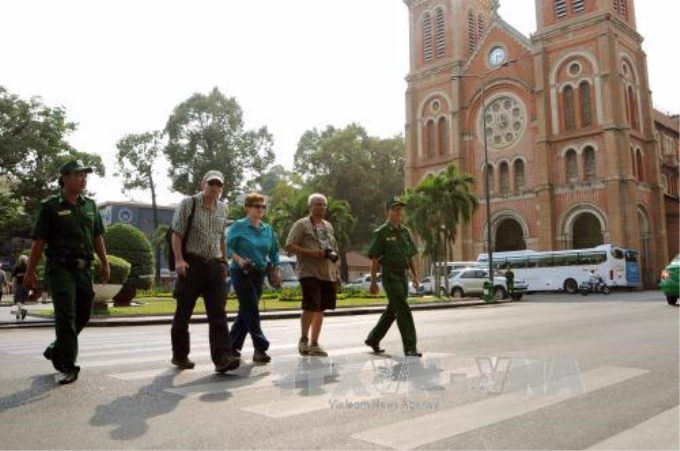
[588,270,604,288]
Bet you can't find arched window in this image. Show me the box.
[566,149,578,182]
[500,162,510,194]
[579,81,592,127]
[631,147,638,179]
[555,0,567,18]
[486,164,495,195]
[423,13,433,63]
[573,0,585,13]
[564,86,576,131]
[635,149,645,182]
[583,147,596,182]
[435,8,446,58]
[514,160,525,192]
[627,86,638,130]
[437,117,448,155]
[426,120,435,157]
[477,14,485,42]
[468,10,476,54]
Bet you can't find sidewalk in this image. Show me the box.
[0,297,501,329]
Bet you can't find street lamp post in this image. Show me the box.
[479,80,494,294]
[453,61,514,298]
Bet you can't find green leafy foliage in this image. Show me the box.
[404,164,478,294]
[293,124,405,247]
[93,255,131,285]
[0,86,104,238]
[104,223,155,290]
[164,87,274,201]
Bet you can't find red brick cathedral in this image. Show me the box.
[403,0,679,287]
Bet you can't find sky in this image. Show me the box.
[1,0,676,206]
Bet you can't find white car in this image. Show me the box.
[408,276,434,296]
[344,274,384,292]
[443,268,527,300]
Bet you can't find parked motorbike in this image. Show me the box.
[579,280,611,295]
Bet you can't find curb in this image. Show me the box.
[0,299,508,329]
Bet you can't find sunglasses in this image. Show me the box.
[249,204,267,209]
[207,180,223,188]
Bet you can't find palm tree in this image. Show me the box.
[405,164,478,296]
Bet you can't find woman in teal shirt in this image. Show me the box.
[227,193,281,363]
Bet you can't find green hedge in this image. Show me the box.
[104,223,155,290]
[93,255,131,285]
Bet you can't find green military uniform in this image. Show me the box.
[365,215,419,353]
[32,161,104,374]
[504,268,515,297]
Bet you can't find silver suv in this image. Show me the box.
[443,268,528,300]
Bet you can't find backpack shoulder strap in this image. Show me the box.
[182,196,198,248]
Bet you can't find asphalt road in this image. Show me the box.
[0,291,677,450]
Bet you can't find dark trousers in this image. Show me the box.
[45,264,94,372]
[229,268,269,353]
[172,255,231,364]
[366,272,417,352]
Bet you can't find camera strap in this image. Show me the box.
[308,217,336,252]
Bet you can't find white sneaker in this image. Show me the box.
[298,337,309,356]
[307,343,328,357]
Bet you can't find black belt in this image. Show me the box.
[382,266,408,276]
[50,257,91,270]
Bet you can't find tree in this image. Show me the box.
[0,86,104,238]
[115,130,164,283]
[270,190,356,281]
[293,124,405,248]
[164,87,274,200]
[404,164,478,296]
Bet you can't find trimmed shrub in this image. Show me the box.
[93,255,131,285]
[104,223,155,290]
[278,286,302,302]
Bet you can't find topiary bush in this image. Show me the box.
[93,255,131,285]
[104,223,155,290]
[104,223,154,306]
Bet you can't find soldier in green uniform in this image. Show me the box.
[23,160,109,385]
[504,264,515,298]
[364,196,422,357]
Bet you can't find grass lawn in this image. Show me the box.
[32,294,447,317]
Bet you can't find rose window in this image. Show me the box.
[480,96,526,149]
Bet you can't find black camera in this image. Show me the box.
[240,259,254,276]
[324,248,339,263]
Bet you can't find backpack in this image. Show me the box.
[166,197,197,271]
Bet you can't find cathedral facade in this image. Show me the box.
[403,0,679,287]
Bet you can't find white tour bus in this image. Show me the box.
[477,244,641,294]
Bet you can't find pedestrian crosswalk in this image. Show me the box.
[0,330,675,450]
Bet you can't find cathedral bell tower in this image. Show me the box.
[532,0,667,284]
[404,0,494,187]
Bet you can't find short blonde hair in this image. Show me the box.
[244,192,265,207]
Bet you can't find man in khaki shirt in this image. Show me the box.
[285,193,340,356]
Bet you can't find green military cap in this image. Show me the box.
[386,196,406,210]
[59,159,93,174]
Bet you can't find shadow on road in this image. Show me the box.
[0,374,58,413]
[90,372,185,440]
[89,363,267,440]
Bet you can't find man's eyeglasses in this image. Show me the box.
[312,203,327,207]
[250,204,267,209]
[207,180,223,188]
